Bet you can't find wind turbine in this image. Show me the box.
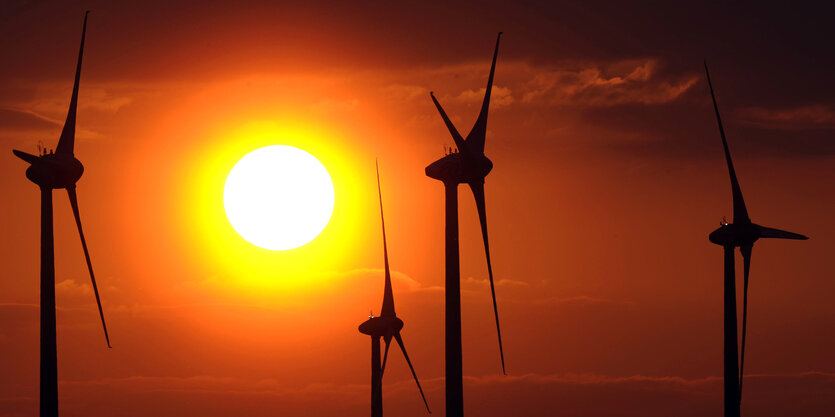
[704,62,808,417]
[12,12,111,417]
[358,162,431,417]
[425,32,505,417]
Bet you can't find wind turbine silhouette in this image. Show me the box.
[425,32,505,417]
[704,62,808,417]
[12,12,111,417]
[358,161,431,417]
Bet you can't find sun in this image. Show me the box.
[223,145,335,250]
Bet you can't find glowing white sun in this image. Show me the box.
[224,145,334,250]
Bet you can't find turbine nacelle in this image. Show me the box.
[14,151,84,189]
[708,222,760,247]
[425,153,492,184]
[358,316,404,338]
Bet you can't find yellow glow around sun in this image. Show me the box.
[224,145,334,250]
[175,118,368,296]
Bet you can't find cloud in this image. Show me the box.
[521,59,698,108]
[2,370,826,417]
[0,108,61,131]
[0,301,107,315]
[462,276,529,288]
[529,295,633,306]
[337,268,443,293]
[13,82,142,116]
[0,80,161,145]
[737,105,835,130]
[465,370,721,388]
[455,86,514,109]
[60,375,367,399]
[382,84,429,102]
[383,58,695,110]
[0,303,38,309]
[55,279,93,297]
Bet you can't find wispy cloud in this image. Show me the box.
[455,86,514,109]
[4,82,152,116]
[382,84,429,102]
[55,279,93,297]
[1,370,830,417]
[521,59,698,108]
[50,370,835,404]
[465,371,720,388]
[337,267,443,293]
[737,104,835,130]
[462,276,529,288]
[60,375,368,399]
[529,295,633,307]
[0,107,61,131]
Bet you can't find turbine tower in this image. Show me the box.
[358,162,430,417]
[12,12,111,417]
[704,62,808,417]
[425,32,505,417]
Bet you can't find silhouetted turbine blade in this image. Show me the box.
[381,333,392,378]
[376,161,396,317]
[13,149,39,164]
[704,61,750,224]
[429,92,469,155]
[67,186,111,348]
[468,181,506,375]
[757,225,808,240]
[56,11,90,156]
[465,32,502,155]
[738,245,752,400]
[394,332,431,413]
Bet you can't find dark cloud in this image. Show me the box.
[521,59,698,108]
[578,88,835,158]
[1,1,832,159]
[737,105,835,130]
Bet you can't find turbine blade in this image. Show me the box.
[704,61,750,224]
[430,91,469,154]
[394,332,431,414]
[381,333,392,378]
[13,149,39,164]
[757,225,808,240]
[465,32,502,155]
[376,161,395,317]
[738,245,752,400]
[67,186,111,348]
[468,181,506,375]
[56,11,90,156]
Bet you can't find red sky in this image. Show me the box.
[1,1,834,416]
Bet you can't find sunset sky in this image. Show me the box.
[1,1,834,416]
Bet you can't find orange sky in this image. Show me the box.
[1,1,834,416]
